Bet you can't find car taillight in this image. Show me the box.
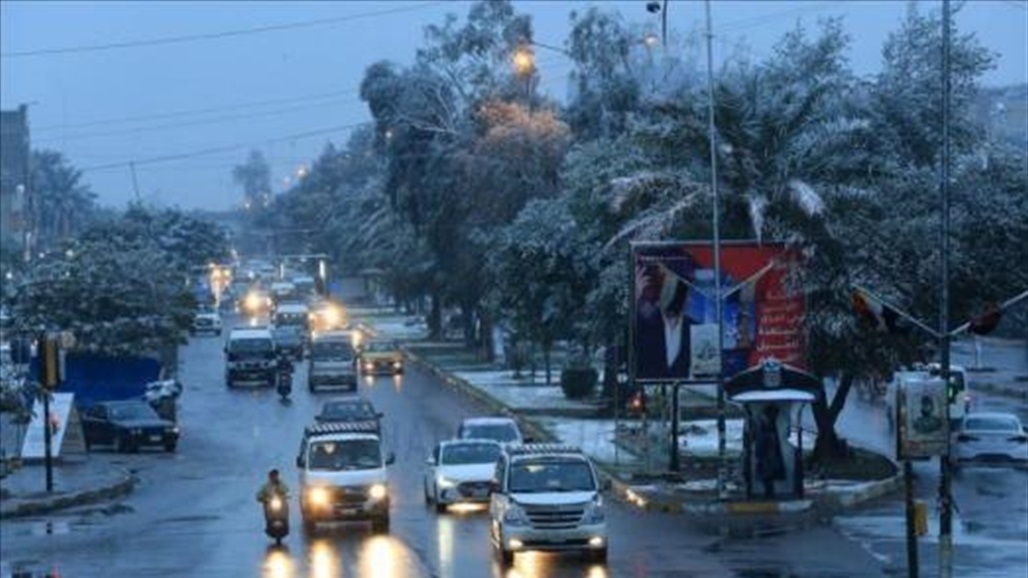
[956,434,978,442]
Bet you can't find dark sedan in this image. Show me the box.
[314,397,383,433]
[82,400,180,453]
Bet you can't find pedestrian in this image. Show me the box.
[755,405,784,499]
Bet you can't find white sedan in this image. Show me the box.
[424,439,502,513]
[952,412,1028,467]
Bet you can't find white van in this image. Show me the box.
[296,422,394,533]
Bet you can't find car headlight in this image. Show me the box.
[307,486,330,507]
[130,428,142,435]
[369,483,388,500]
[437,476,456,489]
[582,496,605,524]
[168,426,180,435]
[269,496,283,511]
[502,503,530,526]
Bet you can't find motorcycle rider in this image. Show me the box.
[257,468,291,504]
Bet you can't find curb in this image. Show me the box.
[0,469,136,519]
[401,342,903,525]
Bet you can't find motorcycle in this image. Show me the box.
[263,492,290,545]
[275,356,293,400]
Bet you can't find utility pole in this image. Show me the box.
[130,162,142,202]
[938,1,954,576]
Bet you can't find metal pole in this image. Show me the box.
[938,1,954,576]
[670,382,680,472]
[703,0,727,502]
[43,388,53,493]
[904,460,920,578]
[130,161,142,202]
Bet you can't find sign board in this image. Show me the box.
[896,375,949,460]
[21,393,84,462]
[630,241,805,384]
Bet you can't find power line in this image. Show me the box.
[34,95,363,143]
[79,121,371,173]
[1,1,446,59]
[32,88,358,133]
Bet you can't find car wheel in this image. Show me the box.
[371,515,390,533]
[114,435,132,453]
[434,499,447,514]
[302,516,317,535]
[423,481,432,504]
[495,545,514,567]
[163,441,177,453]
[588,547,608,564]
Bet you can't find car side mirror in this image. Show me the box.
[425,457,435,466]
[386,452,396,465]
[295,456,304,468]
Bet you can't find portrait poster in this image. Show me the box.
[630,241,805,384]
[897,376,949,460]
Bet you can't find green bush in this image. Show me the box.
[560,356,598,400]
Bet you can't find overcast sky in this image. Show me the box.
[2,0,1025,212]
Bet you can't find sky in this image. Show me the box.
[1,0,1026,212]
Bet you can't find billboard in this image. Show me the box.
[630,241,805,384]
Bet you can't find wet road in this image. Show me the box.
[1,312,888,578]
[831,376,1028,577]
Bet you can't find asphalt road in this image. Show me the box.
[0,311,891,578]
[831,384,1028,577]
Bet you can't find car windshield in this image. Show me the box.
[965,416,1020,432]
[308,440,381,471]
[229,338,273,353]
[311,340,354,360]
[508,460,595,493]
[275,312,306,326]
[109,404,159,421]
[364,342,394,353]
[320,402,376,421]
[441,443,501,465]
[462,423,519,443]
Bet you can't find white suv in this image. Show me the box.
[489,444,608,566]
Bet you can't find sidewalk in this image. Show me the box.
[0,447,136,519]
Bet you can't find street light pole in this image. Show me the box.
[938,1,954,576]
[701,0,728,504]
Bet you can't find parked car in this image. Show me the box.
[457,416,529,445]
[951,411,1028,467]
[191,311,223,336]
[81,400,180,453]
[315,396,383,433]
[423,439,502,512]
[359,339,404,375]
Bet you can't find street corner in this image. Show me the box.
[809,473,904,514]
[0,463,137,519]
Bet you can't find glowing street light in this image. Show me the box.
[511,45,535,77]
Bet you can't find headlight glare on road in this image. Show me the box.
[307,486,329,507]
[369,483,388,500]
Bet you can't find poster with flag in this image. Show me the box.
[630,241,806,384]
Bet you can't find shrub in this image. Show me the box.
[560,355,598,400]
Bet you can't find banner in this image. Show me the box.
[631,242,805,384]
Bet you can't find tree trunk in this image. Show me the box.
[544,343,552,386]
[812,372,855,461]
[428,291,443,339]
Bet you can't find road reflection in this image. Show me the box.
[496,552,610,578]
[358,534,402,575]
[307,539,341,578]
[261,546,295,578]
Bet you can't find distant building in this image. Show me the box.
[979,84,1028,149]
[0,105,30,249]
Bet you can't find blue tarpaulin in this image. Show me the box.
[31,354,162,408]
